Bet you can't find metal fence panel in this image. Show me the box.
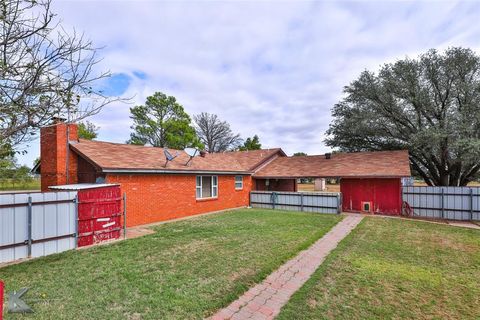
[250,191,340,214]
[402,186,480,221]
[0,191,77,264]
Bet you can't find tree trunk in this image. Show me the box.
[410,157,434,186]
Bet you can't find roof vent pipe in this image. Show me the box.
[325,153,332,159]
[200,150,207,158]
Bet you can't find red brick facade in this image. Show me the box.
[40,122,79,191]
[105,174,252,227]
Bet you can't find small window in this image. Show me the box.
[235,175,243,190]
[196,176,218,199]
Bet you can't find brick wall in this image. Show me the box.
[106,174,253,227]
[254,178,297,192]
[40,122,79,191]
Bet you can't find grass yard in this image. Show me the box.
[0,179,40,191]
[297,183,340,193]
[278,217,480,319]
[0,208,341,319]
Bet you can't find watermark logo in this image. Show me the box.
[7,288,33,314]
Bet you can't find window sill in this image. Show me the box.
[196,197,218,202]
[235,188,243,191]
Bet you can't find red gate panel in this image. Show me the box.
[77,185,122,247]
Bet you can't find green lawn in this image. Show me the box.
[278,217,480,319]
[0,179,40,191]
[0,208,341,319]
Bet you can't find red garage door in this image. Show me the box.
[341,178,402,215]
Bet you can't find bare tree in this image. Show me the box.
[0,0,121,155]
[193,112,242,152]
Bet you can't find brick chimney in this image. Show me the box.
[40,119,79,191]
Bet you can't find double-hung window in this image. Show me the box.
[235,175,243,190]
[196,176,218,199]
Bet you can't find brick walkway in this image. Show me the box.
[209,215,364,320]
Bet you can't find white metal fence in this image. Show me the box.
[250,191,341,214]
[0,191,77,264]
[402,186,480,221]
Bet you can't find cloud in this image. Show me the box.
[18,0,480,166]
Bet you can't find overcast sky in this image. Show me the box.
[19,0,480,166]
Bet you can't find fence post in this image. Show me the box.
[441,188,445,219]
[74,195,79,248]
[300,193,304,212]
[123,192,127,240]
[27,196,32,257]
[337,193,342,214]
[470,188,474,221]
[271,192,277,210]
[0,280,3,320]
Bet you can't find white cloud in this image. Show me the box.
[18,0,480,166]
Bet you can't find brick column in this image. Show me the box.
[40,121,79,191]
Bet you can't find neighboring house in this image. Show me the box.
[30,160,41,179]
[40,121,411,227]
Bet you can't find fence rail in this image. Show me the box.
[402,186,480,221]
[0,191,77,264]
[250,191,341,214]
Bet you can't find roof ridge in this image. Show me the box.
[76,139,186,152]
[218,148,282,154]
[70,140,284,173]
[293,149,408,158]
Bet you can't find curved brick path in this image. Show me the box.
[209,215,364,320]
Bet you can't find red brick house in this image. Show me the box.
[40,121,411,226]
[40,121,286,226]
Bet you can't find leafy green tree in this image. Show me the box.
[293,152,307,156]
[239,135,262,151]
[128,92,202,149]
[326,47,480,186]
[15,165,32,183]
[0,140,14,160]
[78,121,99,140]
[0,154,17,178]
[0,155,32,186]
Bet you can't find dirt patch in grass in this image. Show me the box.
[278,217,480,320]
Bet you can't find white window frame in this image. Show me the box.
[235,175,243,190]
[196,175,218,199]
